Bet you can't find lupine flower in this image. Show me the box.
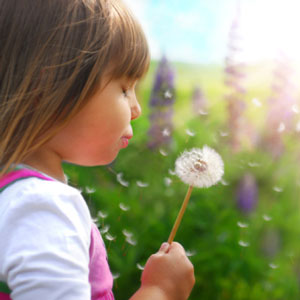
[236,173,258,214]
[263,51,297,158]
[224,1,249,152]
[148,55,175,149]
[175,146,224,188]
[192,86,207,115]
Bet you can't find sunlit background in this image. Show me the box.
[125,0,300,65]
[65,1,300,299]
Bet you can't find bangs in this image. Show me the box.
[107,1,150,80]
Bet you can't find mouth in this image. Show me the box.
[120,135,132,148]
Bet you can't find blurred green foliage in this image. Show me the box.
[64,61,300,299]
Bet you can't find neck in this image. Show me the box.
[22,148,66,183]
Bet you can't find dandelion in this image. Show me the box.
[269,263,278,269]
[159,149,168,156]
[277,122,285,133]
[122,229,133,238]
[252,97,262,107]
[164,177,172,187]
[175,146,224,188]
[97,210,108,219]
[186,249,197,257]
[168,146,224,243]
[112,273,120,280]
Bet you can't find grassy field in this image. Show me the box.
[64,60,300,299]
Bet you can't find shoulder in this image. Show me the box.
[0,177,93,298]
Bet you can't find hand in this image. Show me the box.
[140,242,195,300]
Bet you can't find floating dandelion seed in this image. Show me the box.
[159,149,168,156]
[164,177,172,187]
[185,129,196,137]
[238,240,250,247]
[116,173,129,187]
[112,273,120,280]
[137,263,145,271]
[263,214,272,221]
[292,104,299,114]
[122,229,133,238]
[105,233,116,241]
[248,162,260,168]
[186,249,197,257]
[126,236,137,246]
[269,263,278,269]
[252,97,262,107]
[237,221,249,228]
[164,90,172,99]
[277,122,285,133]
[168,169,176,176]
[296,121,300,132]
[97,210,108,219]
[119,203,130,211]
[100,225,110,234]
[221,178,229,186]
[219,130,229,137]
[85,186,96,194]
[162,128,171,137]
[136,181,149,188]
[168,146,224,244]
[273,186,283,192]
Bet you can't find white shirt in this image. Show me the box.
[0,177,92,300]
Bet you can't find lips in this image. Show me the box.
[121,136,131,148]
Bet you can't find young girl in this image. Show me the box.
[0,0,195,299]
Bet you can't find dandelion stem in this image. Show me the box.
[168,185,194,244]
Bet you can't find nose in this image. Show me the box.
[131,95,142,120]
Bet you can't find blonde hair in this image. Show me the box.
[0,0,149,174]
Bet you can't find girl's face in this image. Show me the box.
[45,75,141,166]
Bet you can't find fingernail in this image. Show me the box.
[159,242,169,252]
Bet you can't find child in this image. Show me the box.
[0,0,195,299]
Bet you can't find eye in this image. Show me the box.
[122,88,129,98]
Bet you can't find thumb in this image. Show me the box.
[158,242,170,253]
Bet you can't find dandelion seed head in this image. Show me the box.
[175,146,224,188]
[119,202,130,211]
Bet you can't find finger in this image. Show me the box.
[158,242,170,254]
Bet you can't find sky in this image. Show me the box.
[124,0,300,64]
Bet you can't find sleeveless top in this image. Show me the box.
[0,168,114,300]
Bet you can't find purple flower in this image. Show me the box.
[148,55,175,149]
[237,173,258,214]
